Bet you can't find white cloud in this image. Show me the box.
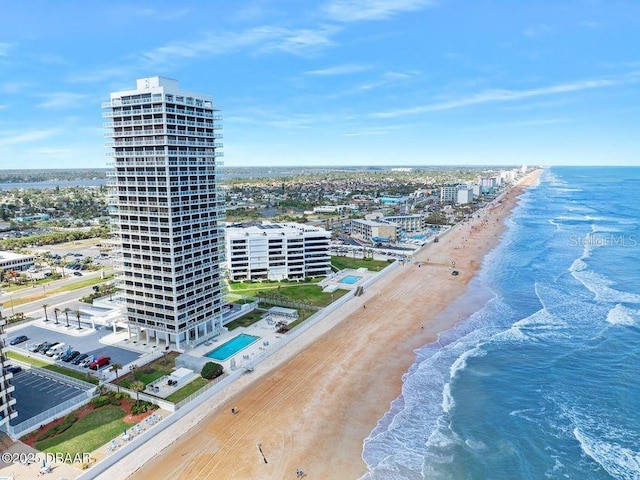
[465,118,572,131]
[141,25,338,66]
[373,78,620,118]
[343,128,390,136]
[0,81,32,94]
[306,64,371,76]
[524,23,552,38]
[107,5,191,20]
[67,66,134,84]
[580,20,600,29]
[37,92,91,109]
[0,42,13,56]
[323,0,436,22]
[0,129,60,147]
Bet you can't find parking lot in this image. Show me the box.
[9,324,141,371]
[8,369,89,427]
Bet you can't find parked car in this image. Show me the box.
[62,350,81,362]
[46,343,65,357]
[36,342,55,354]
[73,271,83,276]
[28,341,44,352]
[451,270,459,276]
[89,356,111,370]
[72,353,89,365]
[10,335,29,345]
[4,365,22,374]
[80,356,94,368]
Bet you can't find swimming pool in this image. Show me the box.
[339,275,362,284]
[204,334,260,361]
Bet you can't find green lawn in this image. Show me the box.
[6,351,98,384]
[45,364,99,385]
[330,256,391,272]
[225,310,265,330]
[6,351,49,367]
[115,352,178,388]
[165,377,210,403]
[35,406,129,455]
[228,279,348,308]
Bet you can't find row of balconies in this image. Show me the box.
[107,151,223,158]
[120,232,223,248]
[103,97,215,109]
[108,139,223,148]
[106,129,221,138]
[106,160,223,169]
[115,225,221,240]
[104,118,218,129]
[103,106,219,119]
[114,215,223,228]
[111,178,220,187]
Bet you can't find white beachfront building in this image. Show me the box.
[350,219,399,243]
[0,251,35,274]
[105,76,225,349]
[0,317,18,430]
[457,186,474,204]
[225,222,331,281]
[440,184,459,203]
[383,214,426,233]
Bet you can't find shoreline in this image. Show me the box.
[98,170,541,480]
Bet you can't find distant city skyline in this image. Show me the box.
[1,1,639,169]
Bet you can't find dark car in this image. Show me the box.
[10,335,28,345]
[89,356,111,370]
[35,342,53,353]
[73,271,83,276]
[72,353,89,365]
[451,270,459,276]
[62,351,81,362]
[4,365,22,374]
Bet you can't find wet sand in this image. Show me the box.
[98,170,540,480]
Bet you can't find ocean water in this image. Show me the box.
[361,167,640,480]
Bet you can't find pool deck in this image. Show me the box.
[186,318,285,372]
[319,268,376,291]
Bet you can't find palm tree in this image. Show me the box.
[75,309,82,329]
[129,380,145,406]
[53,307,60,325]
[110,363,123,392]
[42,304,49,322]
[63,308,71,328]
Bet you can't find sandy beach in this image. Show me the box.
[97,170,540,480]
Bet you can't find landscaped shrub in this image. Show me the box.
[115,392,130,401]
[130,400,158,415]
[36,414,78,441]
[201,362,224,380]
[91,395,111,408]
[91,393,121,408]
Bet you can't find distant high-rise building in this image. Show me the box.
[0,313,18,430]
[105,77,225,349]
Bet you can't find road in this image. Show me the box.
[0,269,112,319]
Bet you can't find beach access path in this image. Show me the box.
[96,170,541,480]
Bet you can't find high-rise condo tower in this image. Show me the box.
[105,77,225,349]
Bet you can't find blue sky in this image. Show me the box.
[1,0,639,169]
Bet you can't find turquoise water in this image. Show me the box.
[362,167,640,479]
[340,275,362,284]
[204,334,260,361]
